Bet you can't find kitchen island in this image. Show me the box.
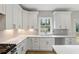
[52,45,79,54]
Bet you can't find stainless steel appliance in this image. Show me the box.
[0,44,16,54]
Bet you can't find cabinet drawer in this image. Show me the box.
[65,38,76,45]
[48,38,55,45]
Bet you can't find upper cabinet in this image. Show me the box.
[28,11,39,29]
[53,11,73,35]
[22,10,29,30]
[5,4,13,29]
[13,4,23,29]
[0,4,6,14]
[0,4,23,31]
[53,11,71,29]
[17,5,23,29]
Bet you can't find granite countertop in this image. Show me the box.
[0,35,75,45]
[27,35,75,38]
[0,35,27,44]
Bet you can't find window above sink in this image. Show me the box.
[38,17,52,35]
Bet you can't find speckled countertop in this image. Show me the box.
[0,35,75,45]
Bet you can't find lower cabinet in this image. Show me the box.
[15,37,32,54]
[65,37,76,45]
[15,37,76,54]
[40,37,54,51]
[31,37,55,51]
[16,38,28,54]
[16,43,23,54]
[31,37,39,50]
[26,37,32,50]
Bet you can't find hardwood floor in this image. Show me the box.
[26,50,56,54]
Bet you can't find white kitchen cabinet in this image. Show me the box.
[17,5,22,29]
[16,42,23,54]
[0,4,6,14]
[13,5,18,29]
[0,4,13,30]
[13,4,23,29]
[22,10,29,30]
[0,4,23,30]
[26,37,32,50]
[21,38,27,54]
[16,39,27,54]
[53,11,71,29]
[31,37,40,50]
[16,38,31,54]
[5,4,13,29]
[28,11,39,29]
[65,37,76,45]
[31,37,54,51]
[40,37,54,51]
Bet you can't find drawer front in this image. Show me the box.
[31,38,40,50]
[65,38,76,45]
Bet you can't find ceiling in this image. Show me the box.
[21,4,79,11]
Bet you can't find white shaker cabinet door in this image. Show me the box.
[53,11,71,29]
[0,4,6,14]
[39,38,51,51]
[28,12,38,29]
[17,5,22,29]
[22,10,29,30]
[53,12,62,29]
[65,38,76,45]
[0,5,3,13]
[26,37,32,50]
[13,5,22,29]
[47,38,55,51]
[13,5,18,29]
[5,4,13,29]
[31,37,40,50]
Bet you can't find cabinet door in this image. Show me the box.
[13,5,18,29]
[48,38,55,51]
[53,12,71,29]
[2,4,6,14]
[16,43,23,54]
[16,41,26,54]
[39,38,51,51]
[17,5,22,29]
[28,12,38,29]
[0,5,3,13]
[21,39,27,54]
[26,37,32,50]
[13,5,22,29]
[53,12,62,29]
[0,4,5,14]
[47,38,55,51]
[65,38,76,45]
[5,4,13,29]
[22,10,29,30]
[31,37,39,50]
